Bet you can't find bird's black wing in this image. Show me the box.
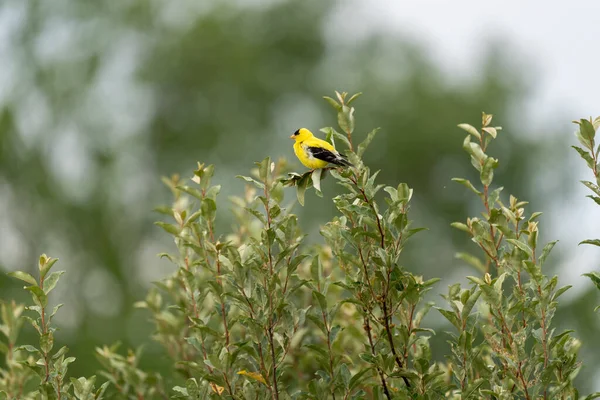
[307,146,352,167]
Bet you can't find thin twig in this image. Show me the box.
[364,315,392,400]
[382,300,411,388]
[263,179,280,400]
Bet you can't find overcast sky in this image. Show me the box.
[337,0,600,124]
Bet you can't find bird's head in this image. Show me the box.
[290,128,313,142]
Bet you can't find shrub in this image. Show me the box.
[572,117,600,304]
[1,93,599,399]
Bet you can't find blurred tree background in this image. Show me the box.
[0,0,597,393]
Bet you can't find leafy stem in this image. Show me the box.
[363,314,391,400]
[263,173,279,400]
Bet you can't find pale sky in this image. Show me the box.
[332,0,600,124]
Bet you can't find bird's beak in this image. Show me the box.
[289,135,295,139]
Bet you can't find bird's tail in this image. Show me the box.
[332,154,353,167]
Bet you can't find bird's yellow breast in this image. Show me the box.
[293,142,329,169]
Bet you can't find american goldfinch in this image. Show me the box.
[290,128,353,169]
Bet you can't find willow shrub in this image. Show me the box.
[572,117,600,303]
[2,93,600,399]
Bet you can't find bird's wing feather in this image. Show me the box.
[307,146,342,164]
[303,137,352,167]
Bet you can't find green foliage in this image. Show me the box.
[2,94,599,399]
[441,113,581,398]
[140,94,593,398]
[144,92,448,399]
[571,117,600,310]
[2,255,109,400]
[95,344,167,399]
[1,0,546,384]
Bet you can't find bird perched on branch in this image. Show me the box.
[290,128,353,170]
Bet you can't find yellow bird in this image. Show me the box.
[290,128,353,170]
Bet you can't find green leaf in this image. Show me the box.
[461,290,481,321]
[237,175,265,189]
[296,173,312,206]
[397,183,413,202]
[201,198,217,222]
[311,168,323,196]
[40,332,54,353]
[154,222,180,236]
[176,185,203,200]
[323,96,341,111]
[257,157,271,182]
[528,211,543,221]
[7,271,38,287]
[463,379,485,399]
[357,128,379,157]
[22,315,41,334]
[26,286,47,308]
[153,206,173,216]
[52,345,69,360]
[186,378,200,398]
[16,345,40,354]
[43,271,65,295]
[437,308,460,330]
[306,343,328,358]
[329,325,342,344]
[340,363,351,388]
[358,352,376,364]
[482,126,498,138]
[480,283,499,305]
[579,239,600,247]
[583,272,600,291]
[71,376,95,399]
[581,180,600,196]
[580,118,596,143]
[96,382,110,399]
[538,240,558,266]
[348,367,373,391]
[457,123,481,140]
[346,92,362,105]
[587,195,600,206]
[572,146,596,169]
[49,304,64,321]
[506,238,533,258]
[582,392,600,400]
[466,276,486,286]
[39,255,59,280]
[244,207,266,224]
[462,136,487,169]
[172,386,188,396]
[321,127,352,150]
[480,157,498,186]
[452,178,482,195]
[312,291,327,311]
[552,285,572,301]
[338,105,355,134]
[451,222,470,232]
